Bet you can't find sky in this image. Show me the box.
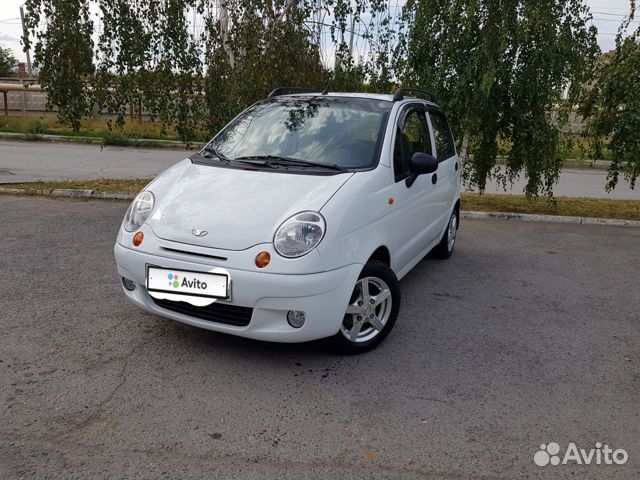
[0,0,637,65]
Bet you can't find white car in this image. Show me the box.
[114,88,460,353]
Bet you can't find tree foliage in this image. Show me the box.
[0,46,18,77]
[23,0,389,144]
[24,0,94,130]
[22,0,637,195]
[580,3,640,190]
[397,0,599,196]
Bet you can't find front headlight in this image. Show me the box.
[274,211,326,258]
[123,191,155,232]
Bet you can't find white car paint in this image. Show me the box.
[147,161,354,251]
[114,92,460,342]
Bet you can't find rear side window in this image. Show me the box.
[393,108,432,181]
[429,112,455,161]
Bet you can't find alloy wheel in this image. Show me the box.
[341,276,393,343]
[447,213,457,252]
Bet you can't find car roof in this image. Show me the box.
[282,91,439,107]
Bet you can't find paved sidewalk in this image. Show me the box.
[1,140,639,199]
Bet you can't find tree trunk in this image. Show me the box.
[459,133,470,166]
[218,0,234,69]
[348,15,356,61]
[264,0,297,53]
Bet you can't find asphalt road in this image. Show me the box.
[0,140,185,183]
[464,166,640,200]
[1,196,639,479]
[1,140,639,199]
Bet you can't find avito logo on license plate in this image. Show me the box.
[147,267,228,299]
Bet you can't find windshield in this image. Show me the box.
[206,96,391,170]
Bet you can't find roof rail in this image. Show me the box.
[268,87,326,98]
[392,87,438,104]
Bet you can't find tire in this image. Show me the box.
[328,260,401,355]
[431,207,458,260]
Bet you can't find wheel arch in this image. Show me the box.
[367,245,391,266]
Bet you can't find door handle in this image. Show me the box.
[432,173,438,185]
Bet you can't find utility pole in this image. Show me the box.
[19,5,33,77]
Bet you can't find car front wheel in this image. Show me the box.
[329,260,400,354]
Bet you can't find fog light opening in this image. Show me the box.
[287,310,306,328]
[121,277,136,291]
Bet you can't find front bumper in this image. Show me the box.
[114,242,362,342]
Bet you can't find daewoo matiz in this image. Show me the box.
[114,87,460,353]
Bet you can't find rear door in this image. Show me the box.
[426,109,458,231]
[385,104,442,272]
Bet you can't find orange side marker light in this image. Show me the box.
[255,251,271,268]
[133,232,144,247]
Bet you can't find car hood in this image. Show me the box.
[147,160,352,250]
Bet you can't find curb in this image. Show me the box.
[461,210,640,228]
[0,186,135,200]
[0,132,202,151]
[492,158,611,171]
[1,186,638,228]
[561,161,610,171]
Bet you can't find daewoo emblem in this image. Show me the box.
[192,228,208,237]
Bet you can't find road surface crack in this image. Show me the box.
[67,328,170,434]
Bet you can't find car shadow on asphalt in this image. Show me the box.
[159,316,333,358]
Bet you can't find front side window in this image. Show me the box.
[393,108,432,181]
[207,96,391,171]
[429,112,455,161]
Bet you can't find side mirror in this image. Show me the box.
[410,152,439,175]
[406,152,438,187]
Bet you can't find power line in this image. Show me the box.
[592,11,628,17]
[585,3,634,12]
[593,18,640,23]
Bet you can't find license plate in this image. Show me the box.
[147,266,229,299]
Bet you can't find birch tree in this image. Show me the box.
[580,2,640,190]
[397,0,599,196]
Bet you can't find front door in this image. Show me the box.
[386,104,442,273]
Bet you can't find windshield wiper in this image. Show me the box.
[201,145,231,164]
[234,155,347,172]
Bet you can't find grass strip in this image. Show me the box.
[1,179,152,193]
[461,193,640,221]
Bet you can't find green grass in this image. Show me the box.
[0,116,209,145]
[0,116,171,139]
[496,135,615,162]
[1,179,152,193]
[461,193,640,221]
